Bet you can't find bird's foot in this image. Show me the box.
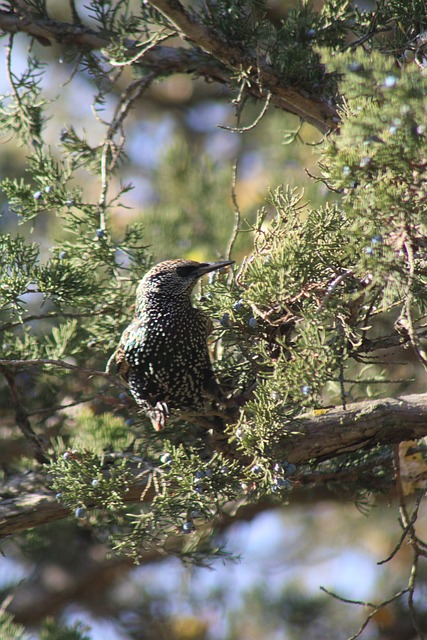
[148,401,170,431]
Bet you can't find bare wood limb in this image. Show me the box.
[281,393,427,464]
[146,0,336,132]
[0,8,337,132]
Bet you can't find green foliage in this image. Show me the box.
[201,0,360,95]
[0,55,47,144]
[0,611,29,640]
[322,49,427,311]
[49,445,134,536]
[39,620,91,640]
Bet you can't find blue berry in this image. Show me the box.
[365,246,373,255]
[220,466,229,474]
[251,465,262,475]
[33,191,42,200]
[284,463,297,475]
[195,470,205,479]
[248,317,257,329]
[384,75,397,88]
[65,199,74,208]
[91,479,99,487]
[125,418,133,426]
[160,453,172,465]
[182,521,194,534]
[96,228,105,239]
[371,235,383,244]
[233,299,244,311]
[274,477,292,490]
[301,385,312,395]
[59,251,67,259]
[194,484,204,494]
[220,313,230,327]
[63,451,71,460]
[348,62,363,73]
[55,493,62,500]
[359,156,371,168]
[44,186,52,193]
[342,166,351,175]
[75,507,86,518]
[307,28,316,38]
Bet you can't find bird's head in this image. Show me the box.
[136,259,234,306]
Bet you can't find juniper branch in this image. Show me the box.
[0,7,337,132]
[2,392,427,537]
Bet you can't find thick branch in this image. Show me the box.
[147,0,337,132]
[282,393,427,464]
[0,8,337,132]
[2,393,427,538]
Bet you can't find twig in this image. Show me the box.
[108,31,172,67]
[0,310,99,332]
[219,91,271,133]
[0,358,111,378]
[377,492,424,564]
[403,240,427,371]
[341,26,393,52]
[2,368,48,463]
[98,74,154,216]
[27,396,96,416]
[226,159,241,261]
[317,269,354,312]
[320,585,409,640]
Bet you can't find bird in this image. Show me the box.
[108,258,234,430]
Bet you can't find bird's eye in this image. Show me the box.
[176,265,205,278]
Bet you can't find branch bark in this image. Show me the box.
[0,6,337,132]
[282,393,427,464]
[146,0,336,131]
[2,392,427,539]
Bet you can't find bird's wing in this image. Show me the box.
[106,324,134,382]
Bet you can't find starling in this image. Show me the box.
[109,259,234,430]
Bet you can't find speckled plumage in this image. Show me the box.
[109,259,234,429]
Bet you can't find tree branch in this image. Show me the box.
[2,392,427,538]
[0,7,337,132]
[147,0,336,132]
[282,393,427,464]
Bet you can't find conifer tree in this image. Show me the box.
[0,1,427,638]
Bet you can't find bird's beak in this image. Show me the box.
[195,260,235,278]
